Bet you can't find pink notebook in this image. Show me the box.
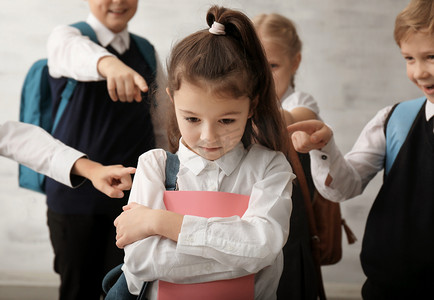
[158,191,254,300]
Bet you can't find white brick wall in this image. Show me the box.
[0,0,420,297]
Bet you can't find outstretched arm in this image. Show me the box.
[47,24,148,103]
[71,158,136,198]
[287,119,333,153]
[0,121,135,198]
[97,56,148,103]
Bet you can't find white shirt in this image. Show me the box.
[47,13,128,81]
[46,13,170,149]
[122,141,295,300]
[0,121,85,187]
[280,86,320,117]
[310,99,434,202]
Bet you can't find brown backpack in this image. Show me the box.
[288,142,357,299]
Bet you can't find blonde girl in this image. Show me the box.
[111,5,295,300]
[254,13,320,125]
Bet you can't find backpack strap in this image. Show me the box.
[287,141,326,300]
[103,152,179,299]
[165,151,180,191]
[384,97,426,175]
[70,21,99,43]
[52,22,99,133]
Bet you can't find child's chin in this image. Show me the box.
[425,95,434,103]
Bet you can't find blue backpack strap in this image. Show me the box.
[165,151,180,191]
[102,152,179,299]
[70,21,99,43]
[52,22,99,133]
[385,96,426,175]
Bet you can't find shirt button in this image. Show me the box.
[321,155,328,160]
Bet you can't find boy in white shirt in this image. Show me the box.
[44,0,168,298]
[288,0,434,298]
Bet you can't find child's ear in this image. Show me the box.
[291,52,302,75]
[166,87,174,103]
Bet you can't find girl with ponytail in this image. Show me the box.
[107,6,294,300]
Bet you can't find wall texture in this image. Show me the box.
[0,0,420,298]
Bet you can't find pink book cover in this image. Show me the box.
[158,191,254,300]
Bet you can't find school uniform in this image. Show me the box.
[0,121,85,187]
[45,13,167,300]
[122,141,294,300]
[277,85,321,299]
[309,99,434,298]
[280,86,320,117]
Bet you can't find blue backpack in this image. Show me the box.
[384,96,426,176]
[18,22,157,193]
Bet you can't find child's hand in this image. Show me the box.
[97,56,148,102]
[114,202,184,248]
[287,120,333,153]
[114,202,156,248]
[72,158,135,198]
[89,164,136,198]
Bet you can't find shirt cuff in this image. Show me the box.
[177,215,208,256]
[50,146,87,188]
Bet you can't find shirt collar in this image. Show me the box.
[177,139,246,176]
[426,99,434,122]
[86,13,130,50]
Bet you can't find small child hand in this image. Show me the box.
[89,164,136,198]
[287,120,333,153]
[97,56,148,102]
[71,158,136,198]
[114,203,156,248]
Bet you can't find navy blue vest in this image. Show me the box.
[45,39,156,214]
[361,103,434,295]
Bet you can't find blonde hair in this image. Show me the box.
[253,13,302,88]
[394,0,434,45]
[166,6,290,157]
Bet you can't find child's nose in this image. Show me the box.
[414,62,429,79]
[200,124,218,144]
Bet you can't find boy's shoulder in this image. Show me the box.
[385,96,426,126]
[384,96,426,175]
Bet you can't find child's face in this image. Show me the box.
[401,30,434,103]
[169,81,251,161]
[88,0,138,33]
[260,37,300,100]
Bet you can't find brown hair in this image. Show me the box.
[394,0,434,45]
[166,5,290,157]
[253,13,302,88]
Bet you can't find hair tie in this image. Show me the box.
[209,21,226,35]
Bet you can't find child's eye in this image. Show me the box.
[186,117,200,123]
[404,56,414,62]
[220,119,235,125]
[270,63,279,69]
[427,55,434,60]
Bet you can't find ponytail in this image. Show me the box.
[167,5,290,157]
